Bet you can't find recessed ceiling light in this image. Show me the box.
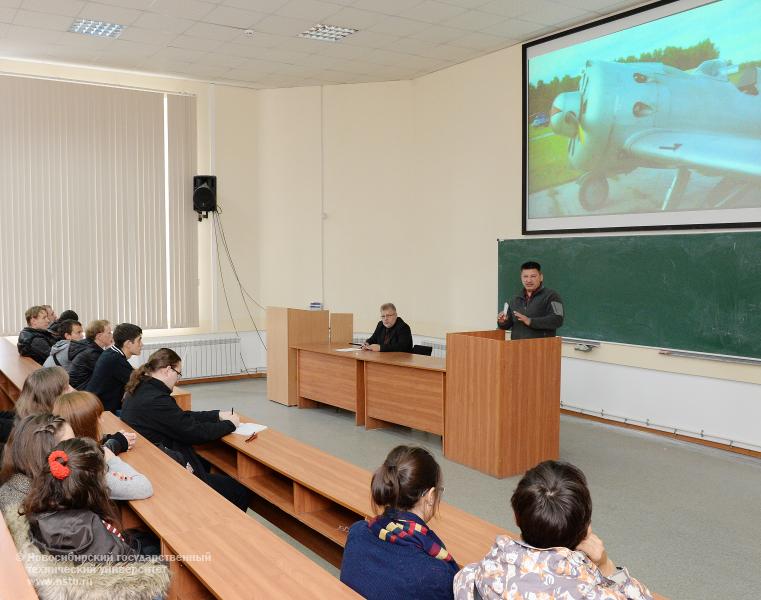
[69,18,125,38]
[298,23,357,42]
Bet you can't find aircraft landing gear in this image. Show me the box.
[661,167,690,211]
[705,177,753,208]
[578,173,609,211]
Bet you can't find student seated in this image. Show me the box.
[121,348,252,511]
[15,366,73,420]
[340,445,458,600]
[43,318,84,369]
[17,305,58,365]
[362,302,414,352]
[0,413,74,511]
[54,391,152,501]
[3,438,170,600]
[453,460,653,600]
[68,319,113,389]
[86,322,143,413]
[48,308,78,338]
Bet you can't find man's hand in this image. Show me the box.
[120,430,137,450]
[367,344,381,352]
[512,311,532,326]
[577,529,616,577]
[497,312,507,324]
[219,411,241,427]
[361,343,370,351]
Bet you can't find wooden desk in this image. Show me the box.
[361,351,446,435]
[195,415,506,567]
[0,338,38,409]
[0,337,190,411]
[101,412,360,600]
[0,510,39,599]
[294,343,446,435]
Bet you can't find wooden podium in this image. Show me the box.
[444,330,561,478]
[266,307,330,406]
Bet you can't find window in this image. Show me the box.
[0,75,198,334]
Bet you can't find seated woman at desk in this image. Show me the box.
[53,391,152,501]
[120,348,251,511]
[362,302,414,352]
[0,413,74,511]
[453,460,653,600]
[340,445,458,600]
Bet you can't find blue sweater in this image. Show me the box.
[340,512,457,600]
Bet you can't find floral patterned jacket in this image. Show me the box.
[454,535,653,600]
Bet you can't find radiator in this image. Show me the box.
[138,334,244,379]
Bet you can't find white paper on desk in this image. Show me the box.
[334,347,359,352]
[233,423,268,436]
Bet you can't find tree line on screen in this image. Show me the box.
[528,39,719,119]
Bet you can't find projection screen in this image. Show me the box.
[523,0,761,234]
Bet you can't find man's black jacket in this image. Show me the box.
[17,327,57,365]
[67,340,104,389]
[366,317,413,352]
[86,347,133,413]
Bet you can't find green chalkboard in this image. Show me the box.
[498,233,761,359]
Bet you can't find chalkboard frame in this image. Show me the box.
[521,0,761,235]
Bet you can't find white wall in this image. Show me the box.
[562,356,761,449]
[2,50,759,449]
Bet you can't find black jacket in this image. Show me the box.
[121,377,235,476]
[28,509,138,563]
[85,347,133,412]
[68,339,104,389]
[366,317,414,352]
[17,327,57,365]
[498,286,564,339]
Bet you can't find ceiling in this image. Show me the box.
[0,0,644,88]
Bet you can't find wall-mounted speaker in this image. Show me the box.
[193,175,217,219]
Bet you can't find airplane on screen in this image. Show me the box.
[549,59,761,211]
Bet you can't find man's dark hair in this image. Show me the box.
[113,323,143,350]
[58,310,79,322]
[57,319,82,338]
[511,460,592,550]
[520,261,542,272]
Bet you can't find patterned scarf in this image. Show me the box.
[367,511,458,567]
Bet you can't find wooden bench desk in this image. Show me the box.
[0,338,38,409]
[294,343,446,435]
[197,417,669,600]
[101,412,360,600]
[0,509,39,600]
[195,415,507,567]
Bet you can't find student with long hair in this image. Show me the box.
[453,460,653,600]
[3,437,169,600]
[121,347,251,510]
[14,366,73,420]
[0,414,74,511]
[340,445,458,600]
[53,391,152,500]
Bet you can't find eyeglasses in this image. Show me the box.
[381,313,397,319]
[170,366,182,378]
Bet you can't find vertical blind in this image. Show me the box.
[0,75,198,334]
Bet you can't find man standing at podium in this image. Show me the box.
[497,261,564,339]
[362,303,413,352]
